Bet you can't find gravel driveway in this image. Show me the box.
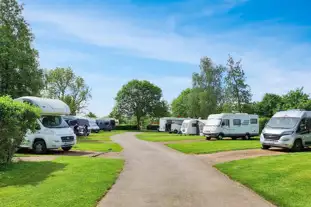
[98,132,274,207]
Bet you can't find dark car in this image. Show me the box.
[63,116,91,136]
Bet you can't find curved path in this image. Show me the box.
[98,132,274,207]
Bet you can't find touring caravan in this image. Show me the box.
[180,119,208,135]
[159,117,189,133]
[202,113,259,140]
[15,96,77,154]
[260,110,311,151]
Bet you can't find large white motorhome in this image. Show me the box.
[202,113,259,140]
[260,110,311,152]
[158,117,189,133]
[181,119,207,135]
[15,96,77,154]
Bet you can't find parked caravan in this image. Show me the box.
[202,113,259,140]
[86,118,100,133]
[181,119,200,135]
[63,116,91,136]
[260,110,311,152]
[15,96,77,154]
[159,117,189,133]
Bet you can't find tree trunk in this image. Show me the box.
[136,116,141,131]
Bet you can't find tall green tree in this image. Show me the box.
[171,88,192,117]
[0,0,43,97]
[281,87,311,110]
[254,93,283,117]
[44,67,91,115]
[115,80,167,130]
[86,112,97,118]
[225,55,252,112]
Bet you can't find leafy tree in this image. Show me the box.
[115,80,166,130]
[281,87,311,110]
[225,55,252,112]
[44,67,91,115]
[0,0,44,98]
[171,88,192,117]
[254,93,283,117]
[86,112,97,118]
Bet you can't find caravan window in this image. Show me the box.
[250,119,258,124]
[192,123,197,127]
[222,119,230,127]
[233,119,241,126]
[242,120,249,125]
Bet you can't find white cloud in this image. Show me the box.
[20,0,311,116]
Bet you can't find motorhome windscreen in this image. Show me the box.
[266,117,300,129]
[206,119,221,126]
[77,119,90,126]
[40,115,69,128]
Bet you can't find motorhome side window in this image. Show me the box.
[222,119,230,126]
[233,119,241,126]
[297,118,308,133]
[250,119,258,124]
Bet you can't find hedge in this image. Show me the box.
[0,96,40,164]
[259,117,270,133]
[115,124,138,130]
[146,124,159,130]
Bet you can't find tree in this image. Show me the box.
[86,112,97,118]
[171,88,192,117]
[115,80,166,130]
[254,93,283,117]
[225,55,252,112]
[44,67,91,115]
[0,0,44,98]
[281,87,311,110]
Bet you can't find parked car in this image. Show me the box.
[15,96,77,154]
[260,109,311,151]
[203,113,259,140]
[63,116,91,136]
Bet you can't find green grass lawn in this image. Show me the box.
[0,157,124,207]
[215,153,311,207]
[167,140,261,154]
[136,132,205,142]
[74,131,124,152]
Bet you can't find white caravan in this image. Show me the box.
[181,119,207,135]
[158,117,189,133]
[202,113,259,140]
[260,110,311,151]
[15,96,77,154]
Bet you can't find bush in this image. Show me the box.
[115,124,138,130]
[146,124,159,130]
[0,96,40,164]
[259,117,270,133]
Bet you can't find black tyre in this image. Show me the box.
[206,136,211,140]
[33,140,47,154]
[62,147,72,152]
[174,130,178,134]
[291,139,303,152]
[243,133,251,140]
[217,133,224,140]
[261,145,270,150]
[232,137,237,140]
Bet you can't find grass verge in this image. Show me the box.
[215,153,311,207]
[136,132,204,142]
[0,157,124,207]
[167,140,261,154]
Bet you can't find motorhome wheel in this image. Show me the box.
[33,140,47,154]
[174,130,178,134]
[243,133,250,140]
[261,145,270,150]
[62,147,72,152]
[217,134,224,140]
[206,136,211,140]
[291,139,303,152]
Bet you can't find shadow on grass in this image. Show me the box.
[0,161,67,187]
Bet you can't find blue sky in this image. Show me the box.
[21,0,311,117]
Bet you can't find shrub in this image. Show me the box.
[259,117,270,133]
[115,124,138,130]
[146,124,159,131]
[0,96,40,164]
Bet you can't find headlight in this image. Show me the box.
[281,131,294,136]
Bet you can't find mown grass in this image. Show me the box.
[215,153,311,207]
[74,131,124,152]
[0,157,124,207]
[136,132,205,142]
[167,140,261,154]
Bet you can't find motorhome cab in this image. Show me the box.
[15,96,76,154]
[260,110,311,151]
[181,119,207,135]
[159,117,189,133]
[203,113,259,140]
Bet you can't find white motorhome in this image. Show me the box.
[15,96,77,154]
[260,110,311,151]
[158,117,189,133]
[86,118,100,133]
[181,119,207,135]
[203,113,259,140]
